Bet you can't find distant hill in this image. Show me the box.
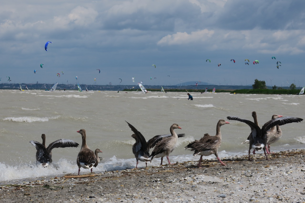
[177,81,212,86]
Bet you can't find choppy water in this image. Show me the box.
[0,90,304,182]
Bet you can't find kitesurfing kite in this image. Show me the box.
[119,78,122,83]
[150,77,152,80]
[245,62,249,65]
[272,56,276,60]
[167,75,170,77]
[253,60,259,64]
[276,61,281,65]
[75,76,78,80]
[277,65,281,69]
[152,64,156,68]
[230,59,236,63]
[132,77,135,82]
[7,76,11,82]
[97,69,100,73]
[40,64,44,68]
[94,78,96,81]
[34,70,36,74]
[218,63,221,67]
[61,71,64,75]
[245,59,250,62]
[45,41,52,51]
[57,73,60,77]
[206,59,211,63]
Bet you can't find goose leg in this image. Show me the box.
[215,153,226,166]
[78,168,80,175]
[136,160,138,169]
[263,147,269,160]
[198,155,203,167]
[166,156,171,165]
[248,146,252,161]
[160,157,163,165]
[91,168,93,173]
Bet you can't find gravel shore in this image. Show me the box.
[1,149,305,202]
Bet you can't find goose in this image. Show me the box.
[76,129,98,175]
[150,123,182,165]
[185,119,229,167]
[227,115,302,160]
[30,134,79,167]
[94,149,103,167]
[126,121,185,168]
[266,115,283,153]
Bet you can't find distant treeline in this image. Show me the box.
[230,89,301,95]
[124,88,302,95]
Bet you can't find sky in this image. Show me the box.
[1,0,305,87]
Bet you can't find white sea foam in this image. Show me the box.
[3,116,60,123]
[38,95,88,98]
[194,104,214,108]
[294,136,305,144]
[21,107,40,111]
[283,103,299,105]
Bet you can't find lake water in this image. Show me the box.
[0,90,304,181]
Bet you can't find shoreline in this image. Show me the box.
[1,149,305,202]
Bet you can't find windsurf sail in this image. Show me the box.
[50,83,58,92]
[161,86,165,92]
[212,88,215,93]
[205,88,208,93]
[299,87,304,95]
[138,82,147,93]
[25,86,29,90]
[19,84,23,91]
[77,84,82,92]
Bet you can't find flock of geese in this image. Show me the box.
[30,111,303,175]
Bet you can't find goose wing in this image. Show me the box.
[126,121,148,151]
[262,117,303,132]
[227,116,261,140]
[148,133,185,149]
[47,139,79,152]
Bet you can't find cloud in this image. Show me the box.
[157,29,214,45]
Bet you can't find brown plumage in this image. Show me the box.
[150,123,182,165]
[94,149,103,167]
[185,119,230,167]
[76,129,97,175]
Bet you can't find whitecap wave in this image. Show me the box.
[39,95,88,98]
[194,104,214,108]
[21,107,40,111]
[294,136,305,144]
[283,103,299,105]
[3,116,60,123]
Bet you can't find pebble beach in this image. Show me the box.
[1,149,305,202]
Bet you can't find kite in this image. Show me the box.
[34,70,36,74]
[218,63,221,67]
[57,73,60,77]
[272,56,276,60]
[97,69,100,73]
[40,64,44,68]
[45,41,52,51]
[75,76,78,80]
[230,59,236,63]
[245,62,249,65]
[206,59,211,63]
[132,77,135,82]
[152,64,156,68]
[244,59,250,62]
[119,78,122,83]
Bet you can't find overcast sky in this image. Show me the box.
[1,0,305,87]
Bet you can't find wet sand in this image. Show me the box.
[1,149,305,202]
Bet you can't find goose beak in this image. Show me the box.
[225,121,230,124]
[178,126,182,129]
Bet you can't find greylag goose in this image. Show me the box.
[126,121,151,168]
[76,129,98,175]
[150,123,182,165]
[30,134,79,167]
[94,149,103,167]
[126,121,185,168]
[227,115,303,160]
[185,119,229,167]
[266,115,283,153]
